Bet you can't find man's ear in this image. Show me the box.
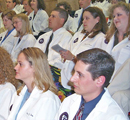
[13,2,16,7]
[96,76,105,87]
[60,18,65,26]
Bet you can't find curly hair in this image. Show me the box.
[0,47,18,88]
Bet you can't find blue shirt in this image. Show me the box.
[81,89,105,120]
[1,28,15,44]
[15,89,31,120]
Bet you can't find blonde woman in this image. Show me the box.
[0,47,18,120]
[8,47,61,120]
[11,13,36,63]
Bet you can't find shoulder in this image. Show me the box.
[0,82,16,93]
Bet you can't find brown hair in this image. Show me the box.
[82,7,108,38]
[0,47,18,88]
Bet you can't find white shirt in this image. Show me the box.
[8,86,61,120]
[0,82,16,120]
[28,9,49,36]
[55,89,129,120]
[61,31,107,89]
[34,27,72,69]
[11,34,36,63]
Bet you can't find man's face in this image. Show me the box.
[48,11,63,31]
[70,60,98,100]
[6,0,16,10]
[79,0,90,9]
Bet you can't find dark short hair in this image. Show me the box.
[77,48,115,87]
[36,0,46,10]
[56,1,72,14]
[53,7,68,25]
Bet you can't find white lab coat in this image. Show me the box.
[34,27,72,69]
[91,0,111,17]
[61,31,107,89]
[55,88,129,120]
[8,86,61,120]
[28,9,49,36]
[0,29,17,54]
[0,82,16,120]
[70,8,83,33]
[14,4,24,13]
[108,58,130,115]
[0,13,4,29]
[11,34,36,63]
[106,34,130,76]
[63,15,73,31]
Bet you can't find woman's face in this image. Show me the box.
[14,53,34,83]
[83,11,99,33]
[3,16,13,30]
[30,0,38,10]
[23,0,30,12]
[13,17,22,32]
[113,7,129,32]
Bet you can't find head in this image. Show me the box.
[106,2,130,41]
[23,0,32,12]
[0,47,17,88]
[79,0,91,9]
[15,47,57,94]
[71,48,115,99]
[6,0,16,10]
[82,7,108,37]
[0,0,7,13]
[30,0,46,11]
[111,0,126,4]
[2,10,16,30]
[13,13,32,36]
[56,1,72,15]
[49,7,68,31]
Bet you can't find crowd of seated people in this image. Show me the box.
[0,0,129,119]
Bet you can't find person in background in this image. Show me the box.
[0,0,7,33]
[55,48,129,120]
[11,13,36,63]
[28,0,49,39]
[14,0,24,13]
[22,0,33,16]
[8,47,61,120]
[70,0,91,33]
[108,58,130,116]
[6,0,21,14]
[0,10,16,53]
[59,7,108,101]
[34,7,72,101]
[105,2,130,78]
[0,47,18,120]
[56,1,73,32]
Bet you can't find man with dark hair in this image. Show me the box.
[6,0,24,14]
[55,48,129,120]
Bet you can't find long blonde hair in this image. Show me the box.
[13,13,32,37]
[17,47,57,95]
[106,2,130,42]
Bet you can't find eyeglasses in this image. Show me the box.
[13,21,21,25]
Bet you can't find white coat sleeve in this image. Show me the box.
[0,88,15,120]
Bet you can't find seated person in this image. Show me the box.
[55,48,129,120]
[8,47,61,120]
[0,47,18,120]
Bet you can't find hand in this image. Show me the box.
[60,50,74,60]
